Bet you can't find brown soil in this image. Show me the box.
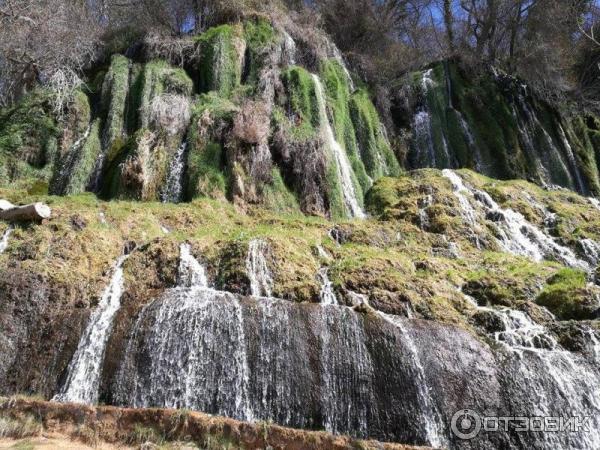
[0,398,432,450]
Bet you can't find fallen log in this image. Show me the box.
[0,199,15,211]
[0,202,51,221]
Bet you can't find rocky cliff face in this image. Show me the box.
[394,61,600,196]
[0,18,399,219]
[1,14,600,450]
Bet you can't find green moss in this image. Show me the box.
[138,60,194,129]
[99,125,174,202]
[50,119,102,196]
[0,89,59,186]
[320,59,369,195]
[184,93,237,200]
[570,115,600,195]
[349,89,401,178]
[364,177,401,216]
[195,24,244,98]
[536,268,592,320]
[280,66,320,141]
[262,167,300,213]
[101,55,131,150]
[242,18,276,89]
[187,141,226,199]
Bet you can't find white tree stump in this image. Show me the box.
[0,202,51,221]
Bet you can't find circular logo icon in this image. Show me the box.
[451,409,481,440]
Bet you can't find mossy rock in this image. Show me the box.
[280,66,320,142]
[349,89,401,179]
[0,89,58,186]
[195,24,246,98]
[185,93,238,200]
[536,269,598,320]
[101,55,131,147]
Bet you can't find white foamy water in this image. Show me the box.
[443,169,589,270]
[317,267,338,305]
[377,312,448,448]
[464,289,600,448]
[589,197,600,211]
[178,243,208,288]
[246,239,274,297]
[162,142,187,203]
[412,111,436,168]
[0,227,12,253]
[53,254,128,404]
[312,74,365,219]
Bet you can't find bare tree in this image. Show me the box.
[0,0,100,108]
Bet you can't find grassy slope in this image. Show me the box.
[2,168,599,336]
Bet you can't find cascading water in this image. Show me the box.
[246,238,274,297]
[0,227,12,254]
[281,30,297,66]
[178,242,208,288]
[513,94,585,193]
[455,110,483,171]
[417,194,433,230]
[412,111,436,168]
[53,254,128,404]
[161,142,187,203]
[463,294,557,351]
[580,238,600,267]
[589,197,600,211]
[411,71,436,168]
[312,74,366,219]
[558,125,586,194]
[464,292,600,449]
[377,312,447,448]
[51,125,92,195]
[443,169,589,270]
[319,305,374,437]
[328,44,355,92]
[317,267,338,305]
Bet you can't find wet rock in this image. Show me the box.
[69,215,87,231]
[328,226,352,245]
[471,309,505,333]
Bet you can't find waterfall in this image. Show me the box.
[456,110,483,171]
[178,243,208,288]
[246,239,274,297]
[116,290,383,438]
[316,244,332,261]
[412,112,436,168]
[0,227,12,254]
[117,289,254,419]
[465,293,557,351]
[53,254,128,404]
[281,30,297,66]
[580,238,600,267]
[443,169,589,270]
[464,291,600,448]
[312,74,366,219]
[319,306,374,436]
[514,96,582,191]
[51,125,92,195]
[417,194,433,230]
[329,45,355,92]
[317,268,338,305]
[589,197,600,211]
[161,142,187,203]
[377,312,448,448]
[442,169,478,224]
[558,125,586,193]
